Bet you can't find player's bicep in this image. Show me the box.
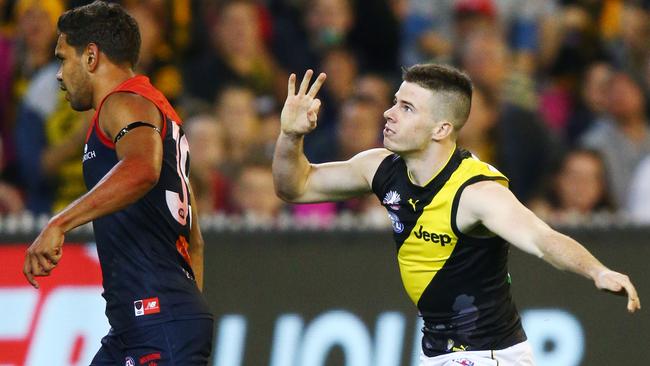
[301,162,371,201]
[298,148,391,202]
[99,92,163,143]
[100,93,164,178]
[113,125,163,162]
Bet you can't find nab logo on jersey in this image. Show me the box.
[134,297,161,316]
[413,225,453,246]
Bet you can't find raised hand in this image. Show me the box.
[281,69,327,137]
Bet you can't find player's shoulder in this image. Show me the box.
[352,148,393,161]
[344,148,394,185]
[350,148,393,169]
[459,151,507,180]
[100,91,161,127]
[102,91,156,114]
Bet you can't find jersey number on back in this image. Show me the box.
[166,122,191,226]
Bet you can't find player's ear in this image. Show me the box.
[85,43,99,72]
[431,120,454,141]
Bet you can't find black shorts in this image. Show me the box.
[90,318,213,366]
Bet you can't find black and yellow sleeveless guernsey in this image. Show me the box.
[83,75,212,333]
[372,147,526,357]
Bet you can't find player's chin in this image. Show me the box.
[382,139,401,154]
[382,137,394,150]
[69,99,93,112]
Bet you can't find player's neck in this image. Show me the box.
[91,66,137,110]
[403,140,456,187]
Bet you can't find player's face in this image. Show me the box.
[382,82,438,154]
[55,34,93,111]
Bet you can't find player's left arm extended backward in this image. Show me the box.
[188,182,204,291]
[457,180,641,313]
[23,93,164,288]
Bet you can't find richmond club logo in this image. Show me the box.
[383,190,401,210]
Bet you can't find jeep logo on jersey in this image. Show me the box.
[413,225,453,246]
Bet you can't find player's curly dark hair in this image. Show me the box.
[57,1,141,68]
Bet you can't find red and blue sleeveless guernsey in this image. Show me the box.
[82,75,212,332]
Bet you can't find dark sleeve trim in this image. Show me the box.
[450,175,510,239]
[113,121,162,143]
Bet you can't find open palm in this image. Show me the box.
[281,69,327,136]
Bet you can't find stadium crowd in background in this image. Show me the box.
[2,0,650,226]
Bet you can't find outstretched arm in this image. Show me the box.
[273,70,389,203]
[23,93,163,288]
[457,181,641,313]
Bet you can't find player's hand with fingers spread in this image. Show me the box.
[23,223,65,289]
[281,69,327,137]
[594,269,641,313]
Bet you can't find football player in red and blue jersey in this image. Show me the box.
[23,2,213,365]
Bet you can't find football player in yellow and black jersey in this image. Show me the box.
[272,64,642,366]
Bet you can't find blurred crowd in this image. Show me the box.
[2,0,650,227]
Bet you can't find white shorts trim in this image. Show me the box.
[419,341,535,366]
